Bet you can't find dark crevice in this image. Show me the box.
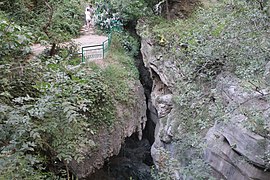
[134,29,158,145]
[88,135,154,180]
[86,23,158,180]
[136,50,157,145]
[127,20,158,145]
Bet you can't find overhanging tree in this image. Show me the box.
[0,0,83,56]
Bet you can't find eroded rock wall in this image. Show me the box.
[205,72,270,179]
[140,36,180,178]
[69,80,147,179]
[139,34,270,179]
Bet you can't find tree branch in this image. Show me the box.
[43,0,57,56]
[43,0,54,38]
[255,0,264,10]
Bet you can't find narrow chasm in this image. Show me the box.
[87,31,158,180]
[135,43,157,146]
[89,134,154,180]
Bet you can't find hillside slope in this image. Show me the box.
[137,0,270,179]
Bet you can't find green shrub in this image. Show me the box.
[146,0,269,81]
[0,0,83,45]
[0,15,32,62]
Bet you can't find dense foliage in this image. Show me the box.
[92,0,159,32]
[0,0,140,178]
[3,0,269,178]
[143,1,269,80]
[0,15,32,61]
[0,0,83,55]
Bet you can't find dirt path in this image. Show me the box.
[31,26,108,56]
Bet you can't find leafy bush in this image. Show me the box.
[0,15,32,62]
[92,0,157,33]
[0,18,140,178]
[147,0,269,81]
[93,0,123,33]
[0,0,83,50]
[0,52,117,178]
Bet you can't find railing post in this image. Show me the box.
[80,30,114,63]
[108,33,112,47]
[81,47,84,63]
[102,42,105,59]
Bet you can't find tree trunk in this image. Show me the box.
[49,43,56,56]
[166,0,170,20]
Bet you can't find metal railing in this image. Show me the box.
[81,24,120,63]
[81,32,112,63]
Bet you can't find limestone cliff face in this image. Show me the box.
[139,34,270,179]
[205,73,270,179]
[140,37,182,179]
[69,81,147,179]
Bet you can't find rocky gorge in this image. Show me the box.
[139,34,270,179]
[135,0,270,179]
[69,1,270,179]
[5,0,270,179]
